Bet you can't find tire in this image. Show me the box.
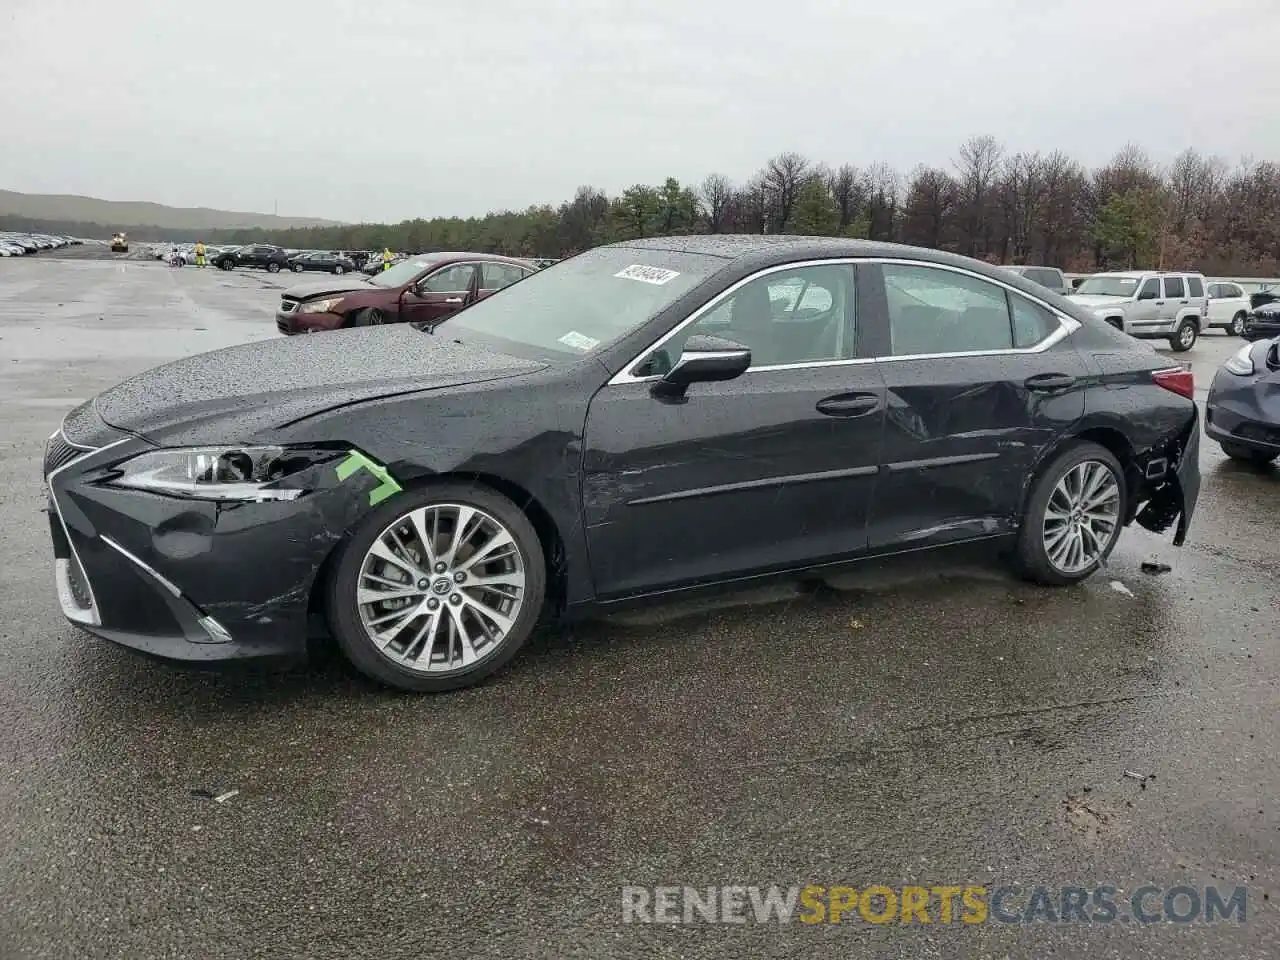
[1229,312,1247,337]
[1219,440,1277,465]
[1169,319,1197,352]
[353,307,385,327]
[217,260,233,271]
[1015,441,1126,586]
[292,263,305,273]
[325,481,546,692]
[334,264,346,275]
[267,262,281,274]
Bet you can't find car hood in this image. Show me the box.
[282,278,381,300]
[91,325,546,445]
[1068,295,1130,309]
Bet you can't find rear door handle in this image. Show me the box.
[1024,373,1077,391]
[1179,300,1189,305]
[816,393,882,417]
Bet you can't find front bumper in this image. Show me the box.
[1206,368,1280,454]
[276,307,344,335]
[1242,315,1280,342]
[43,435,378,664]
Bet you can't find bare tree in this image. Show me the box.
[901,166,958,250]
[826,164,863,230]
[999,152,1047,263]
[761,152,811,233]
[954,135,1004,258]
[698,173,734,233]
[864,163,901,242]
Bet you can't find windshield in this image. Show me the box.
[368,256,439,287]
[1074,276,1139,297]
[445,247,723,358]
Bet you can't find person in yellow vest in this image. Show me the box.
[382,247,393,271]
[194,240,206,268]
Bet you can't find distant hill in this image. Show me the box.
[0,190,341,232]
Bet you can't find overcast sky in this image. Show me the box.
[2,0,1277,223]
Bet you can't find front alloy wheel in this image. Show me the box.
[1229,313,1246,337]
[1170,319,1197,352]
[327,483,546,691]
[267,262,281,274]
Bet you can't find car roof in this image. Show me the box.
[417,251,532,265]
[609,235,1069,291]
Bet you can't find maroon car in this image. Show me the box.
[275,252,536,335]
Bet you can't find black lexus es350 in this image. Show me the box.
[43,236,1201,692]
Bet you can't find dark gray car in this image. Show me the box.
[1205,337,1280,464]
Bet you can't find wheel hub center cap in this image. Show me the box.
[431,578,453,596]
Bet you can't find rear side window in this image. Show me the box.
[1163,276,1185,298]
[881,264,1013,354]
[1186,276,1204,297]
[1010,294,1057,348]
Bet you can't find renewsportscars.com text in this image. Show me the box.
[621,884,1248,925]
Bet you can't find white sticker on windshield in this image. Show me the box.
[557,330,600,352]
[614,264,681,285]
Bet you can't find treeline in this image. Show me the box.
[210,139,1278,274]
[11,139,1280,274]
[0,215,216,243]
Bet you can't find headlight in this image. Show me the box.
[299,297,344,314]
[108,446,330,501]
[1224,343,1256,376]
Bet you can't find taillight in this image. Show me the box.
[1152,367,1194,399]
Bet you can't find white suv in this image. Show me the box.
[1205,281,1251,336]
[1069,271,1208,352]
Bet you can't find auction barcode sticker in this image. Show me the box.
[614,264,681,285]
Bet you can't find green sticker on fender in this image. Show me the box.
[335,450,403,506]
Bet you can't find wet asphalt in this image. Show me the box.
[0,256,1277,959]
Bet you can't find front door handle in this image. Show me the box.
[445,297,464,304]
[816,393,882,418]
[1025,373,1077,391]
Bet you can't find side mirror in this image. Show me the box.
[653,334,751,396]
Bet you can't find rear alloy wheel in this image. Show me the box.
[1016,441,1125,585]
[353,307,385,327]
[1229,312,1247,337]
[1169,319,1197,352]
[1219,440,1277,465]
[267,262,281,274]
[327,483,546,692]
[292,263,305,273]
[334,264,346,275]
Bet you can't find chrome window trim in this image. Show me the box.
[607,256,1081,386]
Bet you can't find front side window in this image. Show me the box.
[1137,278,1160,299]
[1163,276,1185,298]
[882,264,1012,355]
[420,263,477,293]
[639,264,855,374]
[1207,283,1223,298]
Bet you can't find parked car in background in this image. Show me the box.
[110,232,129,253]
[45,236,1200,693]
[1069,271,1208,351]
[1243,301,1280,342]
[1002,265,1070,295]
[276,252,535,334]
[1246,282,1280,311]
[362,253,405,275]
[213,243,291,273]
[1205,281,1252,336]
[1206,338,1280,464]
[288,251,357,275]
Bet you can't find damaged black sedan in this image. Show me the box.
[44,236,1200,693]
